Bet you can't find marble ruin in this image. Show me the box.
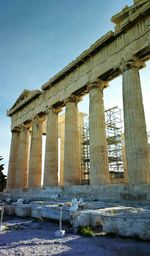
[6,0,150,195]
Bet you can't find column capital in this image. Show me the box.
[64,94,81,105]
[119,57,145,73]
[31,115,45,125]
[11,127,20,133]
[19,123,30,131]
[45,106,62,115]
[87,79,108,92]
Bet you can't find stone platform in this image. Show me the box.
[72,206,150,240]
[3,200,150,240]
[3,184,150,203]
[1,184,150,240]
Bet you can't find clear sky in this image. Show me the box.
[0,0,149,175]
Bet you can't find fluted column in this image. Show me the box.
[88,80,110,185]
[28,116,43,187]
[121,134,128,184]
[121,58,150,184]
[15,125,30,189]
[59,136,64,185]
[64,95,81,185]
[43,108,60,186]
[6,129,20,190]
[59,115,65,186]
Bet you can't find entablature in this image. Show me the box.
[7,0,150,130]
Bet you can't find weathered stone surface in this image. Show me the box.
[3,184,150,202]
[15,126,30,189]
[6,130,19,190]
[43,108,59,186]
[71,206,150,240]
[70,210,90,228]
[64,96,81,185]
[4,205,15,215]
[2,188,150,240]
[102,212,150,240]
[31,204,70,221]
[90,206,138,226]
[15,204,31,217]
[89,81,110,185]
[121,59,150,184]
[28,116,43,187]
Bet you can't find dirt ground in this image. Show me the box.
[0,217,150,256]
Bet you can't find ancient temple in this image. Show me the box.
[6,0,150,191]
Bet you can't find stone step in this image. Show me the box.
[3,184,150,202]
[72,206,150,240]
[4,201,150,240]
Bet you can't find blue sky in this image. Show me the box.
[0,0,149,174]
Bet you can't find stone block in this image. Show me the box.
[15,204,31,217]
[70,206,150,240]
[4,205,15,216]
[4,184,150,203]
[102,214,150,240]
[90,210,104,227]
[70,211,90,228]
[31,204,70,221]
[120,193,147,201]
[31,206,43,218]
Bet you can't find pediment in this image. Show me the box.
[111,0,148,26]
[11,89,31,109]
[8,89,41,116]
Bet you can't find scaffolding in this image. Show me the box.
[80,119,90,184]
[105,106,124,177]
[80,106,124,183]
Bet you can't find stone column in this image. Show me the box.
[121,134,128,184]
[28,116,43,187]
[59,136,64,185]
[6,129,20,190]
[120,58,150,184]
[43,108,60,186]
[15,125,30,189]
[64,95,81,185]
[88,81,110,185]
[58,114,65,185]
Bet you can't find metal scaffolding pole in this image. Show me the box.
[105,106,124,178]
[80,106,124,183]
